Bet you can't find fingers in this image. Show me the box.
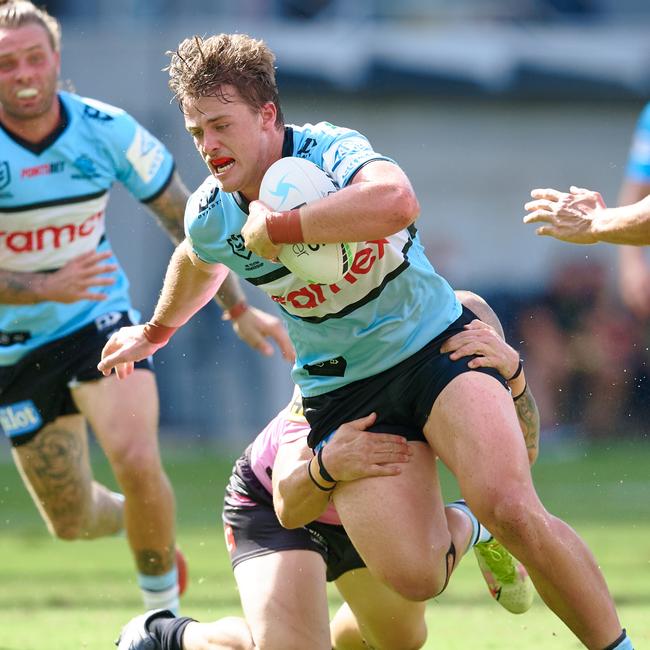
[270,325,296,362]
[529,188,564,202]
[347,412,378,431]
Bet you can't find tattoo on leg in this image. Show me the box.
[135,548,175,575]
[515,387,540,454]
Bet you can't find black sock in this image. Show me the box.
[149,616,196,650]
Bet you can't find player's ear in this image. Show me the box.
[259,101,277,129]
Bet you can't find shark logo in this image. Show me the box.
[268,174,299,210]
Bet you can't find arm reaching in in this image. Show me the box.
[524,186,650,246]
[0,250,117,304]
[273,412,412,529]
[442,290,541,465]
[98,239,229,377]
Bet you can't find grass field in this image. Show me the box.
[1,437,649,650]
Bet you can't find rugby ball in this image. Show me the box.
[259,157,357,284]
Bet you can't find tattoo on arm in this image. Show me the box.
[0,270,43,304]
[515,386,540,457]
[146,172,190,245]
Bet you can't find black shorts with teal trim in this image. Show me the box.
[303,306,508,450]
[0,311,153,446]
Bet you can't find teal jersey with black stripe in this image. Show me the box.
[0,91,174,364]
[186,121,461,396]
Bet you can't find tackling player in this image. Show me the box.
[0,2,291,615]
[116,291,538,650]
[99,33,634,649]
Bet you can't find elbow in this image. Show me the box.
[273,493,302,529]
[386,184,420,230]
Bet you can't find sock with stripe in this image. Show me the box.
[603,629,634,650]
[446,499,492,554]
[138,567,180,615]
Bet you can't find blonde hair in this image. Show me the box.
[0,1,61,52]
[167,33,283,126]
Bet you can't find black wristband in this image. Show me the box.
[508,358,524,382]
[308,457,336,491]
[317,447,338,483]
[513,382,527,401]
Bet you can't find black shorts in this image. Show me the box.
[0,311,153,447]
[222,448,365,583]
[303,306,508,449]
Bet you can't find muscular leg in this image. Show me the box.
[72,370,176,578]
[332,568,427,650]
[425,371,623,649]
[11,413,123,539]
[234,549,331,650]
[333,442,465,601]
[181,618,253,650]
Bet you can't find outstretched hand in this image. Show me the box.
[41,250,117,303]
[523,186,607,244]
[97,325,164,379]
[320,413,413,482]
[230,305,295,362]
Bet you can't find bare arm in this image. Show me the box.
[617,180,650,318]
[0,251,117,304]
[273,413,412,529]
[242,160,420,259]
[445,290,541,465]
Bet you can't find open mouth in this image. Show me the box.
[210,157,235,174]
[16,88,38,99]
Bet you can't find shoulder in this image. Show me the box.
[185,176,222,232]
[63,91,130,126]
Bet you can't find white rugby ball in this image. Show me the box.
[259,157,357,284]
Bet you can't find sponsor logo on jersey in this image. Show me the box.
[72,155,100,179]
[270,238,389,310]
[95,311,122,333]
[0,330,31,346]
[83,104,114,121]
[0,161,11,190]
[223,524,236,553]
[126,125,165,184]
[0,209,104,253]
[304,356,347,377]
[297,137,317,157]
[227,234,252,260]
[0,400,42,437]
[20,161,65,179]
[197,185,220,214]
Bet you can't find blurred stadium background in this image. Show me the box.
[2,1,650,467]
[1,2,650,648]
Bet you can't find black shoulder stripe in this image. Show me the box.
[0,189,108,213]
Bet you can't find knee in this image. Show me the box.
[384,568,446,602]
[109,439,163,487]
[478,492,548,545]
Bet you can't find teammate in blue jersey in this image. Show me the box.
[0,2,292,615]
[99,33,634,649]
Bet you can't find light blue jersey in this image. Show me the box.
[0,91,174,365]
[186,121,461,396]
[625,103,650,182]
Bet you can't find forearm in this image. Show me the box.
[151,241,226,327]
[513,382,540,465]
[0,269,48,304]
[213,270,246,311]
[592,197,650,245]
[274,459,332,528]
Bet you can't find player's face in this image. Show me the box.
[183,85,279,200]
[0,24,60,122]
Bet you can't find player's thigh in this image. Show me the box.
[332,442,450,600]
[335,568,427,650]
[425,371,537,515]
[11,414,93,515]
[71,369,160,464]
[234,549,331,650]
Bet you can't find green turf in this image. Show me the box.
[0,438,648,650]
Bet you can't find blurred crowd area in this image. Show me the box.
[40,0,650,23]
[485,258,650,442]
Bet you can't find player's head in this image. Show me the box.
[167,33,285,199]
[0,1,61,121]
